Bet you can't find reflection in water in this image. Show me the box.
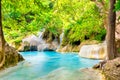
[0,51,100,80]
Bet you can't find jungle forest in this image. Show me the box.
[0,0,120,80]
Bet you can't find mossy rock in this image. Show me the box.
[0,43,24,69]
[43,29,59,43]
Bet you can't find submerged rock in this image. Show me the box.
[79,42,107,59]
[38,68,105,80]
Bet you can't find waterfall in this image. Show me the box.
[37,31,59,51]
[38,32,45,44]
[38,32,43,39]
[20,30,59,51]
[22,35,41,51]
[60,32,64,45]
[57,32,64,50]
[79,42,107,59]
[37,31,47,51]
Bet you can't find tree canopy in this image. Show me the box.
[2,0,108,47]
[1,0,119,48]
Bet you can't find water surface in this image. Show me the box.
[0,51,100,80]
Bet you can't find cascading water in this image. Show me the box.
[38,32,44,42]
[57,32,64,50]
[22,35,41,51]
[20,30,59,51]
[79,42,107,59]
[60,32,64,45]
[37,32,48,51]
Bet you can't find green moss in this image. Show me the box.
[117,48,120,53]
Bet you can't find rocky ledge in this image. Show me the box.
[0,43,24,70]
[18,34,59,52]
[93,57,120,80]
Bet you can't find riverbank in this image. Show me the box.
[93,57,120,80]
[0,44,24,70]
[0,51,101,80]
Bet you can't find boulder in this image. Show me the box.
[18,35,41,51]
[38,41,59,51]
[19,34,59,52]
[101,58,120,80]
[0,43,24,69]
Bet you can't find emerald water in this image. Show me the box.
[0,51,100,80]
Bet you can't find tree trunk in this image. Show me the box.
[107,0,116,60]
[0,0,5,68]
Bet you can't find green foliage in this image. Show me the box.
[115,0,120,11]
[2,0,53,46]
[2,0,106,47]
[56,0,106,44]
[118,48,120,53]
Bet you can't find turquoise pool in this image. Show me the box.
[0,51,100,80]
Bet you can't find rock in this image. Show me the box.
[38,41,58,51]
[93,60,107,69]
[101,57,120,80]
[19,33,59,51]
[18,35,40,51]
[79,41,107,59]
[93,64,101,69]
[0,43,24,69]
[56,44,80,52]
[56,40,99,52]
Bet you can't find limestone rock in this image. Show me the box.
[38,41,59,51]
[101,58,120,80]
[56,44,80,52]
[19,34,59,51]
[0,43,24,69]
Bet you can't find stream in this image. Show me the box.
[0,51,101,80]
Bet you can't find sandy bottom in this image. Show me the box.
[37,68,105,80]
